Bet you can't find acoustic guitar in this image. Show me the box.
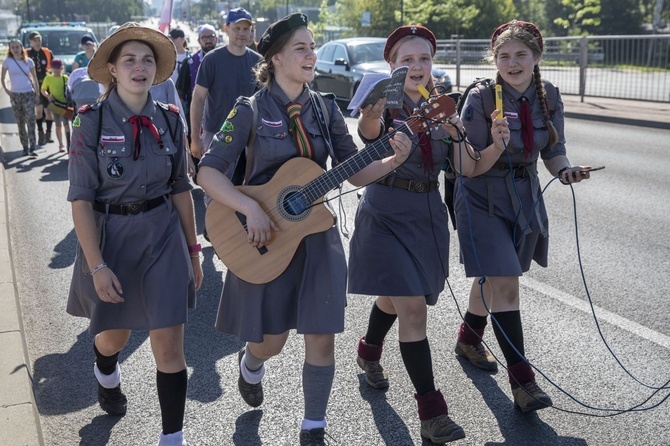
[205,94,456,284]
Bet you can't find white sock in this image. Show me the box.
[94,362,121,389]
[240,353,265,385]
[301,418,327,431]
[157,430,186,446]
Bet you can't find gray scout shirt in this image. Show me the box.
[67,89,191,204]
[200,84,358,185]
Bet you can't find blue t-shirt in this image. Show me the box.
[195,46,261,133]
[73,51,90,68]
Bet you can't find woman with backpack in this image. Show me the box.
[453,20,592,413]
[1,39,40,156]
[197,13,411,445]
[66,22,202,445]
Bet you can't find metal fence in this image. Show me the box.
[435,35,670,103]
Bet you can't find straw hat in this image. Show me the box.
[87,22,176,85]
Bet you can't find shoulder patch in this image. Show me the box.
[168,103,180,115]
[77,103,100,114]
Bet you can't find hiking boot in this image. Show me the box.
[28,148,37,158]
[420,414,466,444]
[22,147,29,156]
[237,349,263,407]
[46,131,54,143]
[455,340,498,371]
[356,355,389,389]
[98,383,127,416]
[512,380,553,413]
[38,131,45,146]
[299,428,329,446]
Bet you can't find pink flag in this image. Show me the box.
[158,0,173,34]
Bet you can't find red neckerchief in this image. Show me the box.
[128,115,163,160]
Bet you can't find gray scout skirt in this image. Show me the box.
[215,227,347,343]
[348,183,450,305]
[67,199,196,335]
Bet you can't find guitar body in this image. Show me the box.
[205,157,336,284]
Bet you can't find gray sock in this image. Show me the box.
[303,362,334,421]
[244,345,265,372]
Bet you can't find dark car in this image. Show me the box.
[311,37,452,101]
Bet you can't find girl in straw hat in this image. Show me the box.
[66,22,203,446]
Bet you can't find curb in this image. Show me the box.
[0,146,44,445]
[563,110,669,130]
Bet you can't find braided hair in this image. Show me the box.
[490,24,558,148]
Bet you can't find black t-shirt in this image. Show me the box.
[26,47,52,83]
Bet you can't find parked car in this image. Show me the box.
[311,37,452,102]
[18,22,99,73]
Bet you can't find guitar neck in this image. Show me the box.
[301,122,413,203]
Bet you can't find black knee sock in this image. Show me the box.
[46,120,53,133]
[37,118,44,133]
[491,311,526,366]
[93,342,119,374]
[364,303,397,346]
[399,338,435,396]
[464,311,488,329]
[156,369,187,435]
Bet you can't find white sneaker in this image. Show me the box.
[157,430,187,446]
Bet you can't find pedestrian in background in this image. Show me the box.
[66,22,202,446]
[40,58,70,152]
[25,31,54,146]
[72,35,97,70]
[169,28,189,85]
[1,39,39,156]
[349,25,471,444]
[189,7,261,161]
[453,20,591,413]
[197,13,410,445]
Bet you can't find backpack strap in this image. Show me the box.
[229,95,257,185]
[156,102,183,185]
[309,90,337,166]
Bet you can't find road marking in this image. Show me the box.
[522,277,670,350]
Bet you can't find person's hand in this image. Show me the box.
[360,97,386,120]
[244,201,280,248]
[187,154,196,178]
[559,166,591,185]
[190,138,204,159]
[93,267,124,303]
[388,130,411,169]
[445,113,466,141]
[191,257,203,290]
[490,110,509,152]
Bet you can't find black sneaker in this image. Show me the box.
[238,349,263,407]
[98,383,127,416]
[299,428,330,446]
[38,132,45,146]
[28,148,37,158]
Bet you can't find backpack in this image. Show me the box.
[229,91,334,185]
[442,78,559,230]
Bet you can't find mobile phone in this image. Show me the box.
[580,166,605,174]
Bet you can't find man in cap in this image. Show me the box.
[169,28,189,84]
[189,8,261,163]
[26,31,54,145]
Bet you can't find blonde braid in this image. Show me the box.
[534,65,558,147]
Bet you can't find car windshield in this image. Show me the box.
[349,41,386,65]
[23,30,92,54]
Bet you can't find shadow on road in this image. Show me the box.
[455,358,588,446]
[232,410,263,445]
[357,376,415,445]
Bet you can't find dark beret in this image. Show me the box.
[491,20,544,52]
[257,12,309,56]
[384,25,436,62]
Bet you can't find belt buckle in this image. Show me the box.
[127,203,142,215]
[410,180,426,192]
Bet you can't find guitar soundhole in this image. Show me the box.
[278,187,311,222]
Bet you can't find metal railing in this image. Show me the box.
[435,35,670,103]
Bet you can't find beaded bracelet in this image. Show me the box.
[89,263,108,276]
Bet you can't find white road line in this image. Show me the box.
[522,277,670,350]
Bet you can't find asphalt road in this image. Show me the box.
[2,104,669,445]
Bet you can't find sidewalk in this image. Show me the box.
[0,94,668,446]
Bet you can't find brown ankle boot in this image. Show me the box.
[415,390,465,443]
[356,337,388,389]
[508,361,552,413]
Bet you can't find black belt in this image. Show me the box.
[376,176,439,193]
[93,195,167,215]
[491,161,534,179]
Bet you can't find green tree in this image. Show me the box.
[598,0,643,34]
[553,0,602,35]
[16,0,145,24]
[334,0,399,37]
